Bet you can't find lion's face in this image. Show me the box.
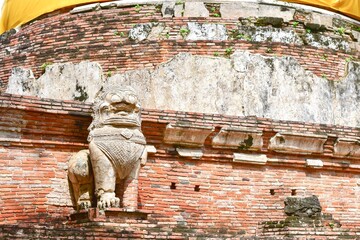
[93,87,141,128]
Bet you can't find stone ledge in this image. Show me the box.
[305,159,324,168]
[146,145,157,153]
[71,0,163,14]
[69,208,150,224]
[70,0,360,25]
[233,153,267,165]
[334,138,360,158]
[68,1,360,53]
[163,123,214,147]
[176,148,203,159]
[212,126,262,150]
[70,3,100,13]
[269,132,327,154]
[2,94,360,168]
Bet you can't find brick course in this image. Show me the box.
[0,94,359,238]
[1,4,360,239]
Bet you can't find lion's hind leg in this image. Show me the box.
[68,149,94,211]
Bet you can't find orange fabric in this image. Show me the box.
[283,0,360,21]
[0,0,111,34]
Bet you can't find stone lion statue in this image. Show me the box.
[68,86,147,211]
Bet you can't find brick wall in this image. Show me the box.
[0,94,359,238]
[1,3,360,238]
[0,5,357,91]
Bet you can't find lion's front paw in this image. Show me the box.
[97,192,120,209]
[78,200,91,210]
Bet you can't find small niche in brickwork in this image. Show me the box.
[291,189,297,196]
[194,185,200,192]
[170,182,176,190]
[270,189,275,195]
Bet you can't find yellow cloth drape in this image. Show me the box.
[1,0,359,34]
[283,0,360,21]
[0,0,111,34]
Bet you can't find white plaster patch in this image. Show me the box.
[187,22,228,41]
[233,153,268,165]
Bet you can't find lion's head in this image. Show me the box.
[89,86,141,131]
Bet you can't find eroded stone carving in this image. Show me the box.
[284,195,322,218]
[334,138,360,158]
[212,126,263,150]
[269,132,327,154]
[68,86,147,211]
[164,123,214,147]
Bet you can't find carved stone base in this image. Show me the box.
[69,208,149,224]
